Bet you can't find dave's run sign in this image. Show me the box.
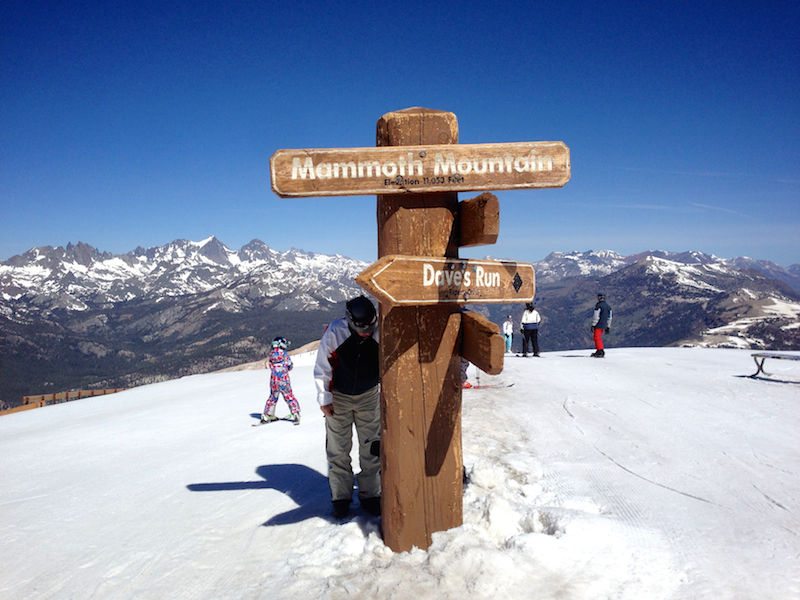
[271,141,570,197]
[355,255,535,306]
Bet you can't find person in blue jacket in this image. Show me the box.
[591,293,613,358]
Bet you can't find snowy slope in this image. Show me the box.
[1,349,798,599]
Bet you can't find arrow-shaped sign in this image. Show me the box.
[356,255,535,306]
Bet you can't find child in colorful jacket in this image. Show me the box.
[261,337,301,424]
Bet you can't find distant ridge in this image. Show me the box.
[0,238,364,408]
[212,340,321,374]
[531,249,800,291]
[2,238,799,409]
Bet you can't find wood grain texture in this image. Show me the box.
[458,193,499,247]
[270,142,570,197]
[461,311,505,375]
[376,108,464,552]
[355,255,535,306]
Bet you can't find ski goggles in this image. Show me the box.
[349,315,377,335]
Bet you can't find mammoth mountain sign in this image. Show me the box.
[271,141,570,197]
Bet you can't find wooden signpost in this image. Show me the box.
[270,107,569,553]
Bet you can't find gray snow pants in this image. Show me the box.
[325,386,381,502]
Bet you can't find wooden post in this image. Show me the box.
[460,311,504,375]
[377,108,464,552]
[269,106,556,550]
[458,193,499,248]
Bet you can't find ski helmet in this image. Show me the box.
[597,293,605,300]
[272,336,288,349]
[345,296,377,335]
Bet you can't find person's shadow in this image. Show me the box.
[187,464,331,526]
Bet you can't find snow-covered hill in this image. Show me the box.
[484,253,800,354]
[614,255,800,348]
[1,348,798,599]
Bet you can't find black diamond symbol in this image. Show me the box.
[512,272,523,293]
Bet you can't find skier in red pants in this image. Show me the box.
[591,293,612,358]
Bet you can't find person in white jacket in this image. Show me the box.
[520,302,541,357]
[502,315,514,354]
[314,296,381,520]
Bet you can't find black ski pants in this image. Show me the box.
[522,329,539,356]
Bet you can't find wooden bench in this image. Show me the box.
[750,352,800,378]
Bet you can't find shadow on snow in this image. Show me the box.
[187,463,331,526]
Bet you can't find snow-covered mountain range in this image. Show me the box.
[532,249,800,290]
[4,241,798,321]
[497,249,800,353]
[466,249,800,355]
[2,238,799,409]
[1,236,366,318]
[0,238,367,408]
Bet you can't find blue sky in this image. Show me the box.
[2,1,798,266]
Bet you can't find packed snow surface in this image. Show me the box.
[1,348,798,599]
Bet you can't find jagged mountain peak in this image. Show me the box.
[196,236,234,265]
[120,237,236,268]
[63,241,107,266]
[624,250,721,265]
[533,250,628,283]
[237,239,275,262]
[4,241,106,269]
[0,237,368,316]
[543,249,624,261]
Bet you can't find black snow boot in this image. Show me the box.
[361,497,381,516]
[332,499,350,520]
